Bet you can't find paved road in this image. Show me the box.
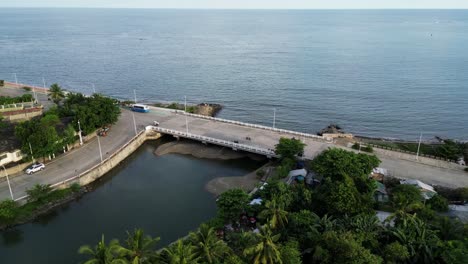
[1,105,466,201]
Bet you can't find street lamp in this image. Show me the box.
[97,135,103,163]
[13,73,18,86]
[1,164,14,200]
[77,120,83,145]
[416,132,423,161]
[273,108,276,128]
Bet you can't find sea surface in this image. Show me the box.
[0,142,262,263]
[0,8,467,140]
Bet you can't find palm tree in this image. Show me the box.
[49,83,65,103]
[390,216,439,263]
[161,240,199,264]
[78,235,125,264]
[189,224,231,263]
[243,226,283,264]
[112,229,160,264]
[259,198,288,229]
[317,214,336,233]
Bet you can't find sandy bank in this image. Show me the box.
[154,140,265,161]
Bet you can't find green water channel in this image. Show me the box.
[0,141,262,264]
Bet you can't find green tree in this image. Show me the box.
[274,137,306,160]
[279,240,302,264]
[160,240,199,264]
[390,184,423,212]
[287,210,320,247]
[382,242,410,264]
[312,231,383,264]
[49,83,65,104]
[243,226,283,264]
[439,240,468,264]
[26,184,52,203]
[189,224,231,263]
[0,199,19,226]
[112,229,160,264]
[259,198,289,229]
[216,189,249,223]
[78,235,124,264]
[390,216,440,263]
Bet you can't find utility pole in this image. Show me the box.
[97,135,103,163]
[77,120,83,145]
[13,73,18,86]
[92,83,96,94]
[184,96,187,112]
[2,165,14,200]
[185,115,189,135]
[132,111,138,135]
[273,108,276,128]
[133,89,137,104]
[416,132,423,161]
[28,142,35,162]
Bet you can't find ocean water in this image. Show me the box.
[0,8,467,140]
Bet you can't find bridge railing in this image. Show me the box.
[148,126,278,158]
[168,110,332,143]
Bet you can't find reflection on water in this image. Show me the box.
[0,141,263,264]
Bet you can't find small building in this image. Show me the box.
[370,167,388,182]
[400,179,437,200]
[287,168,307,184]
[0,125,23,167]
[374,181,389,202]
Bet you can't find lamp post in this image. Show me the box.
[273,108,276,128]
[13,73,18,86]
[92,83,96,94]
[97,135,103,163]
[416,133,423,161]
[77,120,83,145]
[2,164,14,200]
[133,89,137,104]
[28,142,35,162]
[184,96,187,112]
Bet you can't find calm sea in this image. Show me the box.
[1,8,467,140]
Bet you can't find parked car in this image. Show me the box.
[26,163,45,175]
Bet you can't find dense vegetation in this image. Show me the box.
[0,183,81,228]
[77,146,467,263]
[368,139,467,162]
[0,94,34,105]
[14,84,120,161]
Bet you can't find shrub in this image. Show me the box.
[427,194,449,212]
[256,169,266,178]
[70,183,81,193]
[352,143,373,153]
[26,184,52,203]
[0,199,19,225]
[0,80,4,86]
[22,86,32,91]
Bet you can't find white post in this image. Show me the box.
[77,120,83,145]
[97,135,103,163]
[2,165,14,200]
[29,142,35,162]
[359,142,362,153]
[92,83,96,94]
[133,89,137,104]
[416,132,423,161]
[132,111,138,135]
[42,77,46,89]
[184,96,187,112]
[185,115,189,135]
[273,108,276,128]
[13,73,18,86]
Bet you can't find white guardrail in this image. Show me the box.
[167,110,332,143]
[147,126,278,158]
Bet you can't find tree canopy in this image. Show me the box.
[274,137,306,159]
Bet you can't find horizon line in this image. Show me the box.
[1,7,468,10]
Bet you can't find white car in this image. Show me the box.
[26,163,45,175]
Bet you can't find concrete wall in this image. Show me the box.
[3,108,43,122]
[0,150,23,167]
[373,147,465,170]
[50,131,162,191]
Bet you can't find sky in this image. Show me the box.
[1,0,467,9]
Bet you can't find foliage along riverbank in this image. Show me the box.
[0,183,86,231]
[77,138,468,264]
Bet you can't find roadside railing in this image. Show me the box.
[148,126,278,158]
[14,130,146,202]
[165,109,332,143]
[368,143,459,164]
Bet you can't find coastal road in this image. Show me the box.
[135,108,468,189]
[0,110,138,200]
[1,106,466,201]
